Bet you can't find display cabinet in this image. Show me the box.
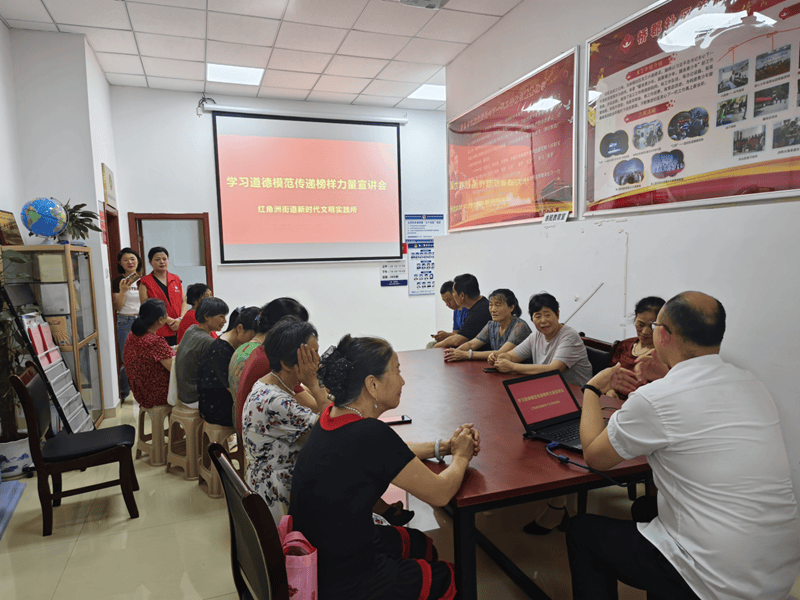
[1,244,105,426]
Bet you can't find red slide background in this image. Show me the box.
[217,135,400,245]
[512,377,574,424]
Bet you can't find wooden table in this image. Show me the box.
[392,349,651,600]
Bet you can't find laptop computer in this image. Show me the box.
[503,371,584,452]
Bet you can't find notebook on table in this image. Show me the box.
[503,371,584,452]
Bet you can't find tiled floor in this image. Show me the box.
[2,401,799,600]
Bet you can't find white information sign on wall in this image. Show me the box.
[405,214,445,241]
[408,240,434,296]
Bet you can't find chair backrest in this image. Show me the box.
[580,336,621,376]
[9,364,51,466]
[208,442,289,600]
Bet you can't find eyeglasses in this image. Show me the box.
[649,322,671,334]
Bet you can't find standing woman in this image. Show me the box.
[123,299,176,409]
[112,247,142,402]
[138,246,188,346]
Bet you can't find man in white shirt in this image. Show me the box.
[568,291,800,600]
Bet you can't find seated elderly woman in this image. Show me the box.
[443,288,531,362]
[489,292,592,386]
[175,297,228,409]
[489,292,592,536]
[242,316,330,522]
[123,298,176,409]
[290,334,481,600]
[606,296,666,400]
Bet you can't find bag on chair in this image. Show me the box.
[278,515,318,600]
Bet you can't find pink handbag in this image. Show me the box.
[278,515,318,600]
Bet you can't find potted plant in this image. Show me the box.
[60,201,101,243]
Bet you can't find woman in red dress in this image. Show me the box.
[123,299,176,409]
[607,296,666,399]
[138,246,188,346]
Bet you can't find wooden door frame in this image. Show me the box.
[127,213,214,291]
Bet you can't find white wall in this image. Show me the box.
[110,86,447,351]
[10,30,118,412]
[0,24,24,216]
[443,0,800,493]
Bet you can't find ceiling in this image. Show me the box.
[0,0,522,111]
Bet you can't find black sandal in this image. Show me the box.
[382,504,415,527]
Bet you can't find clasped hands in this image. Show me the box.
[443,348,468,362]
[591,354,669,397]
[487,352,514,373]
[449,423,481,460]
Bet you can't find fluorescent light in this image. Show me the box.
[206,63,264,86]
[408,84,446,101]
[522,97,561,113]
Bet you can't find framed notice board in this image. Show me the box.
[448,47,577,231]
[586,0,800,214]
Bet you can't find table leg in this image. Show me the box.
[578,490,588,515]
[453,505,478,600]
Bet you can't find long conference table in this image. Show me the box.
[391,349,651,600]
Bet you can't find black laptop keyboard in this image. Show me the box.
[548,422,581,442]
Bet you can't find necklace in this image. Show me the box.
[270,371,296,396]
[632,341,651,357]
[340,405,363,418]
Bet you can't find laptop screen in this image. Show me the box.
[504,372,579,427]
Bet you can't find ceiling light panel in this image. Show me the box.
[207,63,265,85]
[408,83,445,100]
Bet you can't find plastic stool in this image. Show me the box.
[165,403,204,480]
[198,421,238,498]
[135,404,172,466]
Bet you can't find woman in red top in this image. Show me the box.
[123,299,176,409]
[606,296,666,399]
[138,247,188,346]
[176,283,217,343]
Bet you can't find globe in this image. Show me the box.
[20,197,68,238]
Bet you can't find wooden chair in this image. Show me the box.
[10,364,139,536]
[579,335,621,376]
[208,442,290,600]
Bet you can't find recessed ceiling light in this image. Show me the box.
[206,63,264,86]
[408,84,446,101]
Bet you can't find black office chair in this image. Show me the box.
[208,442,290,600]
[579,335,621,376]
[10,363,139,536]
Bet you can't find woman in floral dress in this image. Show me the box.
[242,316,330,522]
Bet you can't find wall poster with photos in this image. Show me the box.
[447,48,577,231]
[586,0,800,214]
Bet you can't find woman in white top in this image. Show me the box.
[112,247,142,402]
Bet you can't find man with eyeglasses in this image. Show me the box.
[565,291,800,600]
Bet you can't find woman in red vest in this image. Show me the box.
[138,246,188,346]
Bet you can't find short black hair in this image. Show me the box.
[634,296,665,316]
[317,335,394,406]
[195,297,229,323]
[440,281,454,295]
[256,297,309,334]
[116,247,142,275]
[262,316,318,373]
[453,274,480,298]
[662,293,726,347]
[147,246,169,262]
[131,298,165,336]
[186,283,211,306]
[489,288,522,318]
[528,293,559,317]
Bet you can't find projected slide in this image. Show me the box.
[213,113,402,263]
